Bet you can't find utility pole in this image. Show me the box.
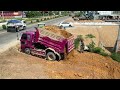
[114,25,120,52]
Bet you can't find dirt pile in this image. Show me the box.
[46,49,120,79]
[44,25,72,38]
[0,44,120,79]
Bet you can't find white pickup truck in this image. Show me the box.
[6,19,26,32]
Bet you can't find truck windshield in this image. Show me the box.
[21,34,27,40]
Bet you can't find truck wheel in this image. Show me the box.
[56,54,61,61]
[7,29,9,32]
[69,25,72,27]
[46,52,56,61]
[24,48,31,55]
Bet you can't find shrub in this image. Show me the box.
[74,35,84,49]
[44,18,46,20]
[85,34,96,39]
[100,52,109,56]
[2,25,7,29]
[92,47,109,56]
[111,53,120,62]
[36,19,39,22]
[93,47,104,53]
[74,38,80,49]
[0,20,6,23]
[87,41,96,52]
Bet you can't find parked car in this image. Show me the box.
[58,22,73,27]
[38,23,45,28]
[6,19,26,32]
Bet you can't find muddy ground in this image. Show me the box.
[0,44,120,79]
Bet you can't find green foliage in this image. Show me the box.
[48,11,54,16]
[111,53,120,62]
[0,19,6,23]
[61,11,69,16]
[92,47,109,56]
[74,38,80,49]
[74,35,84,49]
[15,18,22,20]
[85,34,96,52]
[85,34,96,39]
[74,11,86,17]
[77,35,83,40]
[99,52,109,56]
[36,19,40,22]
[2,25,7,29]
[93,47,104,53]
[26,11,42,18]
[87,41,96,52]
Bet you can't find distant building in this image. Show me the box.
[97,11,113,15]
[0,11,26,19]
[96,11,120,20]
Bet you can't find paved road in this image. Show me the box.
[0,16,69,51]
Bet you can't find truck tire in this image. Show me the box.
[46,52,56,61]
[24,48,31,55]
[7,28,9,32]
[69,25,72,27]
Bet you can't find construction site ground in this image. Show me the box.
[0,18,120,79]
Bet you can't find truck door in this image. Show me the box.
[21,34,32,48]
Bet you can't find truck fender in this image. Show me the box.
[45,48,61,60]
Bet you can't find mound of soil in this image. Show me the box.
[44,25,72,38]
[0,44,120,79]
[46,49,120,79]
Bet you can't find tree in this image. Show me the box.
[26,11,42,18]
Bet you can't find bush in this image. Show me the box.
[2,25,7,29]
[74,35,84,49]
[74,38,80,49]
[93,47,104,53]
[0,20,6,23]
[111,53,120,62]
[92,47,108,56]
[100,52,109,56]
[85,34,96,39]
[44,18,46,20]
[36,19,39,22]
[87,41,95,52]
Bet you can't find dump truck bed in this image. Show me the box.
[39,28,65,41]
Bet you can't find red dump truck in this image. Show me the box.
[20,27,74,61]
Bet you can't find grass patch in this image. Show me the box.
[92,47,109,56]
[110,53,120,62]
